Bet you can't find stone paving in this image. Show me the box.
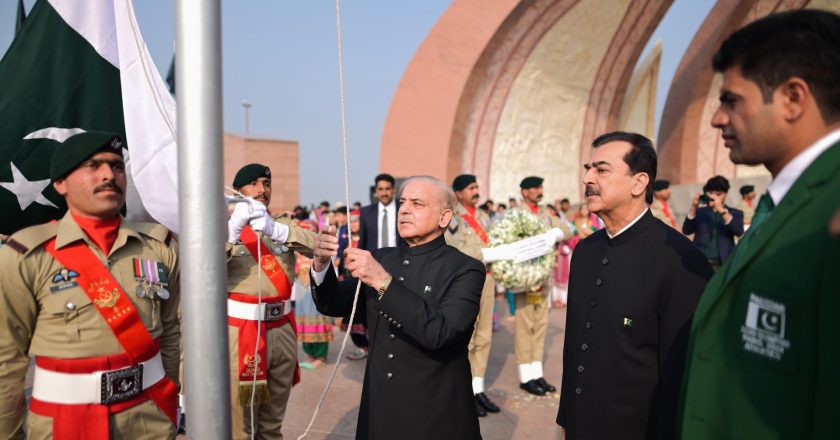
[24,298,567,439]
[280,302,567,440]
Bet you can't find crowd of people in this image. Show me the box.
[1,8,839,440]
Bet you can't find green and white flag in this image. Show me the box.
[0,0,179,235]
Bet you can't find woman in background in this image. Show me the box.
[294,220,333,369]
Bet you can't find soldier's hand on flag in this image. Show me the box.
[313,226,339,272]
[227,199,266,243]
[250,211,289,243]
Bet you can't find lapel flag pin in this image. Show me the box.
[623,317,633,328]
[424,286,432,293]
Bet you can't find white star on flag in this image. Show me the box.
[0,162,58,210]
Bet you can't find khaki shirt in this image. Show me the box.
[445,203,491,263]
[226,214,316,297]
[534,205,573,239]
[650,198,678,228]
[0,212,180,438]
[737,199,755,225]
[533,205,572,291]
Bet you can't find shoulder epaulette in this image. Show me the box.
[448,218,459,234]
[132,222,173,244]
[6,222,59,256]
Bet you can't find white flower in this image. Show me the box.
[488,208,554,291]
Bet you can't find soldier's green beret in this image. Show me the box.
[50,131,124,181]
[519,176,543,189]
[653,180,670,191]
[452,174,476,191]
[739,185,755,195]
[233,163,271,188]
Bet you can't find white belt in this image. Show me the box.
[227,298,291,322]
[32,352,165,405]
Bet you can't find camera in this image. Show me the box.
[699,194,712,204]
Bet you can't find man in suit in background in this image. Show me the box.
[358,173,405,252]
[680,10,840,439]
[682,175,744,269]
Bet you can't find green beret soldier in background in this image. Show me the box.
[650,180,679,229]
[736,184,756,227]
[445,174,501,417]
[516,176,572,396]
[225,163,316,439]
[0,131,181,439]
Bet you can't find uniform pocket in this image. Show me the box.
[41,290,100,342]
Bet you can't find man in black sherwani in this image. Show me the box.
[556,132,713,440]
[311,176,485,440]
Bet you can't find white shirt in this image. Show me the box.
[310,264,332,286]
[767,128,840,205]
[377,200,397,248]
[607,208,649,239]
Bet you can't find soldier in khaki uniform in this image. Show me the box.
[516,176,572,396]
[0,131,180,439]
[444,174,500,417]
[649,180,679,228]
[225,164,316,440]
[736,184,756,227]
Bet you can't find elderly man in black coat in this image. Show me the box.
[310,176,485,440]
[557,132,714,440]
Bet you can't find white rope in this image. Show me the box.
[223,185,264,440]
[296,0,363,437]
[249,228,262,439]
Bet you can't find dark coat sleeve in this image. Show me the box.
[682,212,698,235]
[651,238,714,439]
[377,258,485,351]
[358,206,371,252]
[310,266,363,318]
[722,207,744,237]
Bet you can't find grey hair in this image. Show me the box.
[399,175,455,211]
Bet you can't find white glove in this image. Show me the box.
[249,212,290,243]
[227,199,267,243]
[548,227,565,243]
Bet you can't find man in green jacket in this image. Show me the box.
[680,10,840,439]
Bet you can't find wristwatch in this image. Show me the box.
[377,275,393,299]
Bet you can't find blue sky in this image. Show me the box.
[1,0,714,206]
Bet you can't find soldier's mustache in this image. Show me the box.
[472,194,480,201]
[94,182,123,194]
[585,186,600,196]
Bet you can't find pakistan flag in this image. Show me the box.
[0,0,179,236]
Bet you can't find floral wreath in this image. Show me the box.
[488,208,555,292]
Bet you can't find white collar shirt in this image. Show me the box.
[607,208,649,239]
[767,128,840,205]
[377,200,397,248]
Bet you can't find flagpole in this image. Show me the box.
[175,0,231,438]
